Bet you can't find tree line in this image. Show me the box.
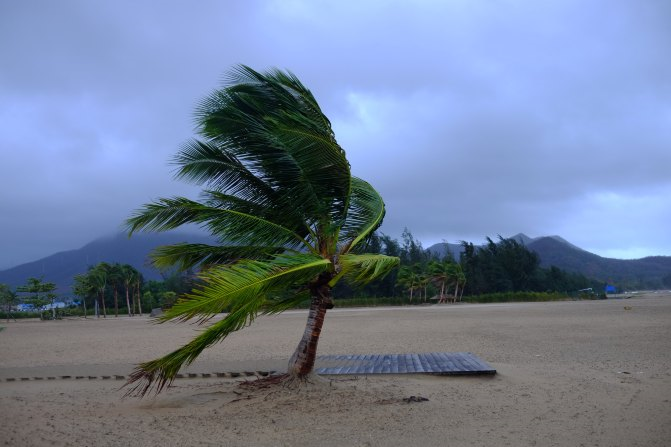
[0,263,196,320]
[71,263,197,318]
[333,229,601,301]
[72,262,144,318]
[1,230,602,321]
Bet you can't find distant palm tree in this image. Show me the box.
[88,263,110,318]
[120,264,138,317]
[109,263,124,317]
[430,259,462,303]
[453,263,466,302]
[133,272,144,315]
[124,66,398,395]
[418,272,431,301]
[397,265,420,301]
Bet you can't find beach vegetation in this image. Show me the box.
[1,283,18,321]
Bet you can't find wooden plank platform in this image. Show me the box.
[315,352,496,375]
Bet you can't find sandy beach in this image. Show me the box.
[1,292,670,446]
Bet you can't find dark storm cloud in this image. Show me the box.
[1,0,669,269]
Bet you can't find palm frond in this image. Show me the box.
[200,190,313,242]
[149,243,288,270]
[261,289,311,315]
[158,252,331,324]
[173,139,276,205]
[125,197,312,253]
[267,121,351,221]
[124,252,333,397]
[195,65,351,228]
[124,297,264,397]
[126,197,205,233]
[333,253,400,287]
[338,177,386,253]
[200,190,265,214]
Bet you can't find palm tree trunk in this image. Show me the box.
[287,276,333,378]
[114,288,119,317]
[136,280,142,315]
[125,285,131,317]
[100,291,107,318]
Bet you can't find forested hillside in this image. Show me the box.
[429,234,671,290]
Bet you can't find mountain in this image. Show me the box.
[425,233,578,259]
[0,232,214,295]
[526,236,671,287]
[425,241,465,260]
[427,234,671,289]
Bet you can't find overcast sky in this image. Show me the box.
[1,0,670,270]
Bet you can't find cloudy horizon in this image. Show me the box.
[1,0,670,270]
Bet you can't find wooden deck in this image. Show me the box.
[315,352,496,375]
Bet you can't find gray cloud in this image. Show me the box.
[1,0,669,269]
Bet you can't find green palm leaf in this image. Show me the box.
[124,252,332,396]
[126,197,312,253]
[125,298,265,396]
[261,289,311,315]
[159,252,331,324]
[339,177,386,253]
[196,65,351,226]
[334,253,400,287]
[149,243,287,270]
[174,139,276,205]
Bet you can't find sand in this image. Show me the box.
[1,292,670,446]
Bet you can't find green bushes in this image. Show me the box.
[0,311,44,319]
[461,291,570,303]
[334,292,572,307]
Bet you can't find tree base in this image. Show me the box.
[238,372,329,391]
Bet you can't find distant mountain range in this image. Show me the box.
[427,234,671,289]
[1,232,669,295]
[0,232,214,294]
[426,234,584,260]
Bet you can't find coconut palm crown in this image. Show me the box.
[124,66,399,396]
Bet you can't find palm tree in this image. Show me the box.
[428,260,446,302]
[124,66,398,396]
[418,272,431,302]
[453,263,467,302]
[109,263,124,317]
[88,263,110,318]
[120,264,138,316]
[430,259,462,303]
[397,265,420,301]
[133,272,144,315]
